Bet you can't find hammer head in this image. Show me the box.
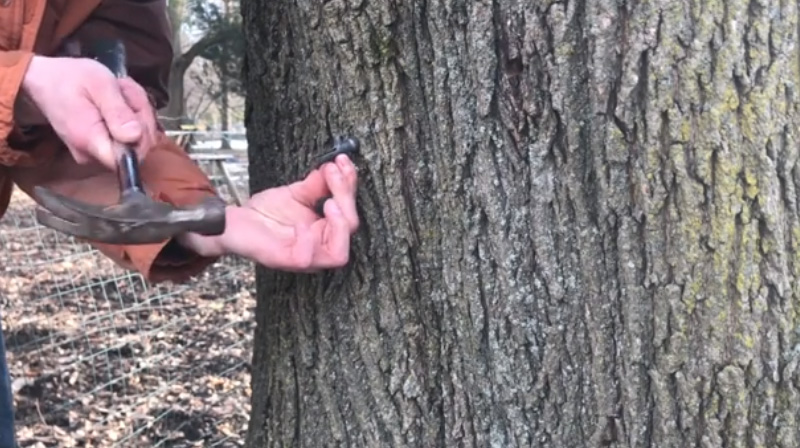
[31,37,227,246]
[34,187,227,245]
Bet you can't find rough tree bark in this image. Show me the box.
[242,0,800,446]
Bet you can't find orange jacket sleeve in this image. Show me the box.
[0,50,37,166]
[8,131,223,284]
[5,0,224,284]
[69,0,173,108]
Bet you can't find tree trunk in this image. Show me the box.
[162,0,187,130]
[167,0,185,54]
[162,28,229,130]
[220,63,231,149]
[218,0,234,148]
[242,0,800,446]
[162,58,189,130]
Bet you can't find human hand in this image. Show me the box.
[17,55,157,170]
[178,154,360,271]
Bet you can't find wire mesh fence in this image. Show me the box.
[0,150,254,447]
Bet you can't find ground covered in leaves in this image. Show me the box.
[0,191,255,447]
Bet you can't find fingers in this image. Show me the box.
[83,120,117,170]
[288,168,332,207]
[314,201,352,268]
[82,76,154,168]
[323,154,359,232]
[302,160,357,269]
[287,221,317,272]
[56,95,119,170]
[261,148,360,215]
[119,78,157,160]
[89,67,143,145]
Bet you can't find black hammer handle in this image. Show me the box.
[87,39,145,195]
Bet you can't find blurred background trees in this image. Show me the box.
[162,0,244,142]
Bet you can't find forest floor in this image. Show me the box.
[0,191,255,447]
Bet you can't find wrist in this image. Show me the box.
[21,55,47,95]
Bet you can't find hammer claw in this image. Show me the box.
[34,186,227,244]
[35,206,189,245]
[33,186,102,224]
[35,208,93,240]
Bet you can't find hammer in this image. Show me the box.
[32,39,227,245]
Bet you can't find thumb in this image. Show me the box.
[90,76,142,144]
[84,122,119,171]
[288,170,332,208]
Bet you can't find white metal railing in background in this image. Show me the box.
[164,130,249,153]
[188,153,248,206]
[163,131,246,138]
[162,131,250,206]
